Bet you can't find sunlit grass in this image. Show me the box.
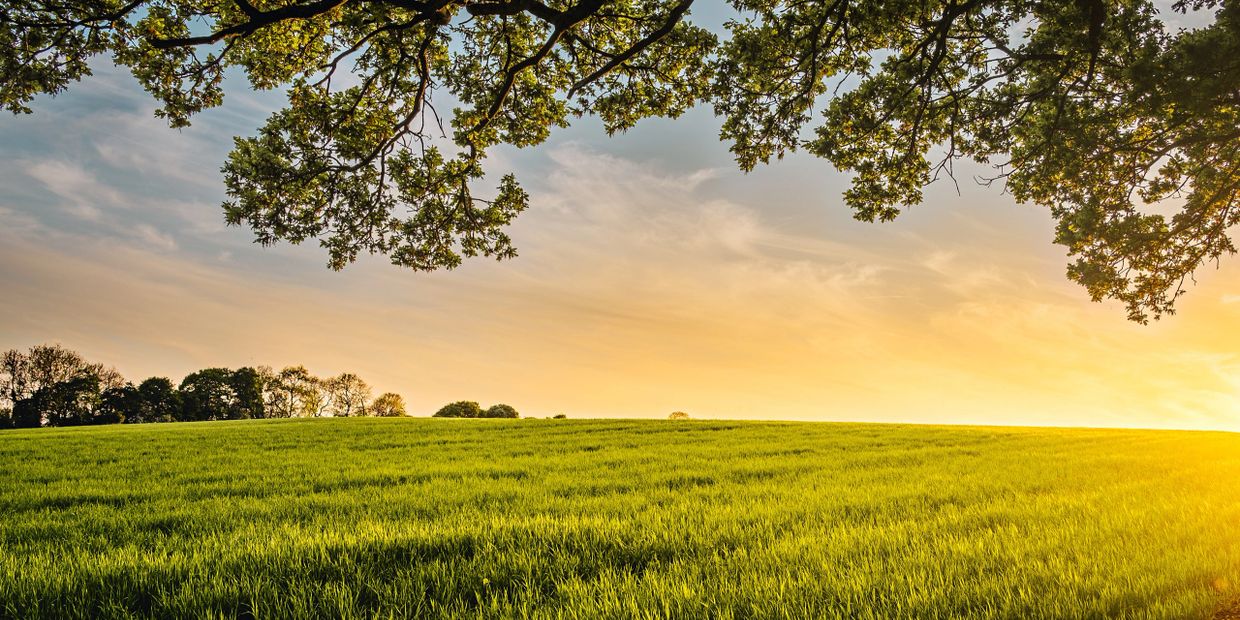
[1,418,1238,618]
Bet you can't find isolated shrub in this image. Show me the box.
[552,414,567,419]
[371,393,406,417]
[668,411,690,420]
[434,401,482,418]
[484,404,519,419]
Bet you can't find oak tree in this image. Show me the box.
[136,376,181,422]
[97,383,141,424]
[32,373,103,427]
[179,367,238,420]
[1,345,93,409]
[4,0,1237,320]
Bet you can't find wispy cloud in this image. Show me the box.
[23,160,120,220]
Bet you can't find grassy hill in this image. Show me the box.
[1,418,1238,618]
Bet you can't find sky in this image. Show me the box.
[1,8,1238,431]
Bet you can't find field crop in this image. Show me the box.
[1,418,1238,619]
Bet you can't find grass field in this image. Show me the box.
[1,418,1238,619]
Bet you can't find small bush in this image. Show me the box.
[484,404,519,419]
[668,411,690,420]
[433,401,482,418]
[552,414,567,419]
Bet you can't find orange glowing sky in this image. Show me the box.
[2,47,1238,431]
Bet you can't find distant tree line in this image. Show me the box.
[0,344,407,429]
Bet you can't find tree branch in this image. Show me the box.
[149,0,350,48]
[566,0,694,98]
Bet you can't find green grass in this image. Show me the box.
[1,418,1239,619]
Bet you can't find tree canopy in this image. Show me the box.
[3,0,1237,321]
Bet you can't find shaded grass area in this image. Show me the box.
[1,418,1238,618]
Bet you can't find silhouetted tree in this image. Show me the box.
[136,377,180,423]
[668,411,690,420]
[324,373,371,417]
[11,397,41,429]
[0,345,397,429]
[93,365,126,393]
[0,349,30,412]
[434,401,483,419]
[26,345,91,392]
[1,344,92,412]
[37,373,102,427]
[179,368,235,422]
[229,367,266,419]
[483,404,519,419]
[266,366,319,418]
[255,365,277,413]
[370,393,406,417]
[96,384,140,425]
